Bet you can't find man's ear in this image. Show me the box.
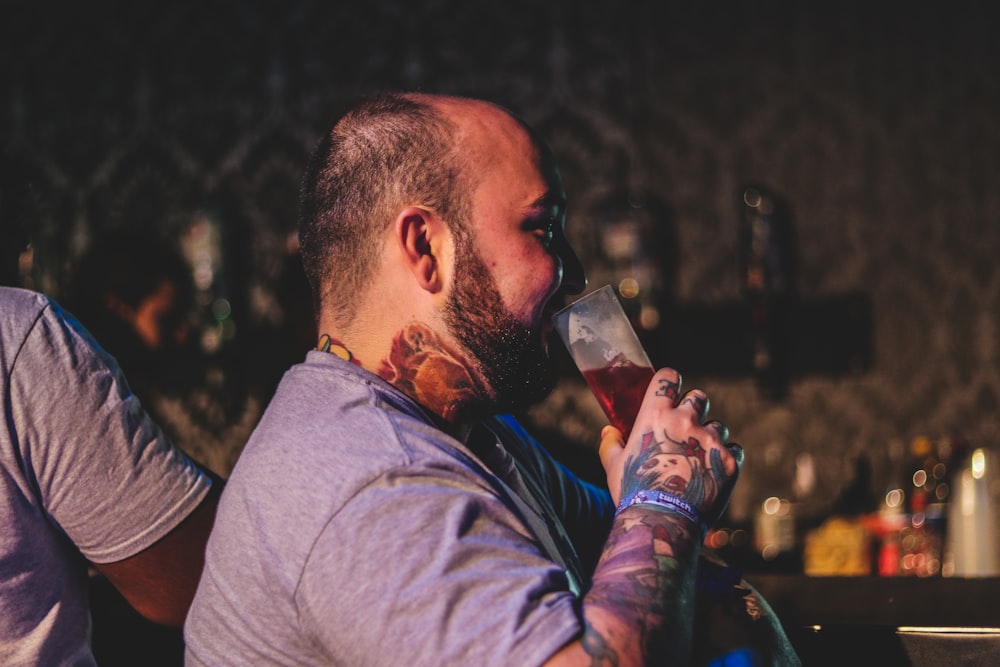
[394,206,445,292]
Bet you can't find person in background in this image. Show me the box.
[66,224,262,483]
[0,153,32,289]
[185,92,799,666]
[0,154,223,666]
[66,229,204,441]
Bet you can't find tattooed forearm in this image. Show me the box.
[590,513,693,607]
[581,507,700,664]
[580,621,620,667]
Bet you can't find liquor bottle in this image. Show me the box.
[898,436,947,576]
[943,440,999,576]
[595,195,674,337]
[873,439,908,576]
[739,184,795,399]
[753,495,800,573]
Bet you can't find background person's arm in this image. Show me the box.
[10,291,226,628]
[93,470,224,627]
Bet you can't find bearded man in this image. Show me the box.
[185,92,799,667]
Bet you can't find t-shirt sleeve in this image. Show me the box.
[295,466,583,667]
[10,298,211,563]
[493,415,615,574]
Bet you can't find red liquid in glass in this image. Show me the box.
[581,362,655,437]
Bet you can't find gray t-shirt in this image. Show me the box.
[185,351,609,666]
[0,287,212,666]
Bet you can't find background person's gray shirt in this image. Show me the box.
[0,287,211,666]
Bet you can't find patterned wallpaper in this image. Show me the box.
[3,2,998,525]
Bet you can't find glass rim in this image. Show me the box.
[552,284,618,319]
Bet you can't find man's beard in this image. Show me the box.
[444,241,555,414]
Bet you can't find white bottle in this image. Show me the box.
[945,448,1000,577]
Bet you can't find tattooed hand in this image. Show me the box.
[567,369,745,666]
[598,368,743,532]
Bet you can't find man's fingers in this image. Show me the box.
[646,368,682,405]
[598,424,625,503]
[598,424,624,464]
[679,389,709,419]
[728,442,744,468]
[705,420,729,443]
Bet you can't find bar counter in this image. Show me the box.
[747,574,1000,666]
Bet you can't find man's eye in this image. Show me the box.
[533,219,556,245]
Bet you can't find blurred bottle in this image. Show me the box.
[595,195,675,338]
[944,446,1000,577]
[874,483,907,576]
[753,495,800,573]
[739,184,795,399]
[896,436,950,576]
[181,210,234,356]
[801,453,877,576]
[870,438,905,575]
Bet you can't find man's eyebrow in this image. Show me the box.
[527,191,566,211]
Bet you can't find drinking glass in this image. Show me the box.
[553,285,655,437]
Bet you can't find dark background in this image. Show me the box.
[3,0,999,546]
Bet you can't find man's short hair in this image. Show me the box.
[298,92,472,326]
